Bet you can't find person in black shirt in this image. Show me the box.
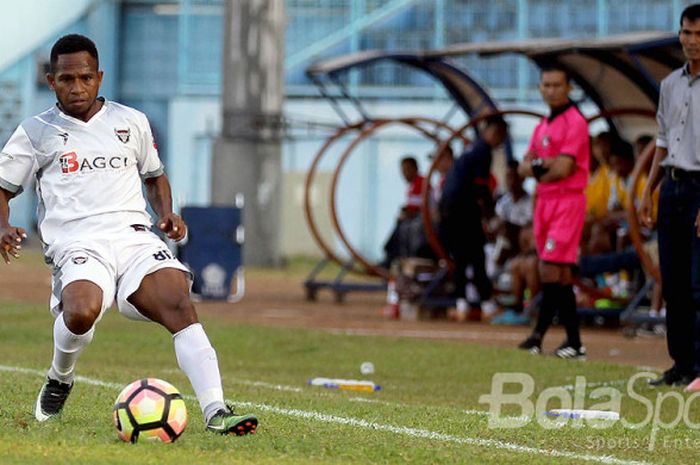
[438,116,508,318]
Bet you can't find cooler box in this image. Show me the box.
[179,206,245,302]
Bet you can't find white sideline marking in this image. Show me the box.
[0,364,656,465]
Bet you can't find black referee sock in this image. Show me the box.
[533,283,559,338]
[557,284,581,349]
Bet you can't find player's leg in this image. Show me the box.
[520,194,585,357]
[549,265,585,359]
[121,263,257,436]
[37,251,115,421]
[49,281,103,381]
[531,261,564,338]
[539,194,586,359]
[125,268,197,332]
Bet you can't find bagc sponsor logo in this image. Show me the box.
[59,152,78,173]
[59,152,129,174]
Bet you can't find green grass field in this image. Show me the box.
[0,298,697,465]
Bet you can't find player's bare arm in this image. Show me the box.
[144,174,187,241]
[0,188,26,263]
[639,146,667,229]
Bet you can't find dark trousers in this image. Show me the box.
[657,175,700,375]
[439,212,491,301]
[383,216,432,266]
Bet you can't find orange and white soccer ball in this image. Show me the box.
[113,378,188,443]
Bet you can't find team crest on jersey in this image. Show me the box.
[545,238,556,252]
[114,127,131,143]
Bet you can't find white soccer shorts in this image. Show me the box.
[49,225,192,322]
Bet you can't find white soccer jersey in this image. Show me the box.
[0,99,164,257]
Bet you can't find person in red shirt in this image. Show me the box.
[517,65,590,359]
[381,156,428,268]
[401,156,425,218]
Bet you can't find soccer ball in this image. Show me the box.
[113,378,188,443]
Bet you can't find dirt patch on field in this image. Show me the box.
[4,250,670,371]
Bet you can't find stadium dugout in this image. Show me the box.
[306,32,680,327]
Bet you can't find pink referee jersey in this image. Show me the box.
[528,103,590,263]
[528,104,590,196]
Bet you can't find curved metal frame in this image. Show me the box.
[626,139,659,282]
[420,109,546,267]
[307,53,500,122]
[303,121,369,273]
[329,117,465,279]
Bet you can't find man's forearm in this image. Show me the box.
[644,147,668,196]
[0,188,13,228]
[537,155,576,183]
[144,175,173,219]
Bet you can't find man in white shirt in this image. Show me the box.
[0,34,257,436]
[640,4,700,389]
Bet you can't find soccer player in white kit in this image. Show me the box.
[0,34,258,436]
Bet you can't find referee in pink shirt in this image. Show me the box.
[517,65,590,359]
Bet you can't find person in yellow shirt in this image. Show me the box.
[586,132,613,220]
[609,142,657,221]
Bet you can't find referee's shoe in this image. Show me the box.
[553,342,586,360]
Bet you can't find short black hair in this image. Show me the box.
[610,138,634,162]
[50,34,99,72]
[540,64,571,83]
[483,115,508,130]
[594,131,612,144]
[681,4,700,26]
[401,156,418,168]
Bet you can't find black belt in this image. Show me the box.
[666,166,700,181]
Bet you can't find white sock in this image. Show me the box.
[173,323,225,423]
[48,314,94,383]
